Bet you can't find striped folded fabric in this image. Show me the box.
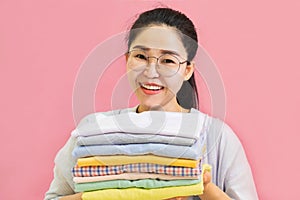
[72,163,201,177]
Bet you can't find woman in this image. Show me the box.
[45,7,258,200]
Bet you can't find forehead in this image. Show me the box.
[130,25,187,58]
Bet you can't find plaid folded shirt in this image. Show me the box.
[72,163,201,177]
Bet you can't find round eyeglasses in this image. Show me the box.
[126,49,190,77]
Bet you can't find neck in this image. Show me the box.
[136,104,190,113]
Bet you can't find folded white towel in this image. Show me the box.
[72,108,209,140]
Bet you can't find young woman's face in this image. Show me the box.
[126,25,194,112]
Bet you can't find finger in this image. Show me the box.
[202,171,212,184]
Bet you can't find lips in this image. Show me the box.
[140,82,164,95]
[141,83,163,90]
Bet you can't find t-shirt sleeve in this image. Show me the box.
[44,136,77,200]
[218,122,259,199]
[44,165,74,200]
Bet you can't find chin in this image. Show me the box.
[138,101,163,110]
[135,88,177,111]
[138,98,176,112]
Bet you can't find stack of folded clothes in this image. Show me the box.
[71,110,211,200]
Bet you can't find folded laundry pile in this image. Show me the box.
[71,110,210,200]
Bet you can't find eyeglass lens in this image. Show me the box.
[127,50,181,76]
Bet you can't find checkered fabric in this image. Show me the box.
[72,163,200,178]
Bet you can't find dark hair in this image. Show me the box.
[128,7,199,109]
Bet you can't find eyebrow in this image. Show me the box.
[131,45,181,57]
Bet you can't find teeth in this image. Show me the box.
[141,84,163,90]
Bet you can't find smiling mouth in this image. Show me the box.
[140,83,164,91]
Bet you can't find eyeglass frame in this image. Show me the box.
[125,49,191,77]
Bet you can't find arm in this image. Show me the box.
[45,136,79,200]
[59,193,82,200]
[203,120,258,200]
[44,165,78,200]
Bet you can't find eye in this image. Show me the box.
[162,59,176,64]
[135,54,147,60]
[159,54,179,65]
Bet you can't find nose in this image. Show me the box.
[143,57,159,78]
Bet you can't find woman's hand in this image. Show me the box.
[202,168,212,190]
[199,170,231,200]
[59,192,82,200]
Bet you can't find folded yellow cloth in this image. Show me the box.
[82,182,201,200]
[77,155,199,168]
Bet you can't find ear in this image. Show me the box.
[125,53,129,62]
[184,61,195,81]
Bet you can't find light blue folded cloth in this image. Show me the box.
[72,136,204,160]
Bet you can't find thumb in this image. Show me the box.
[202,170,212,185]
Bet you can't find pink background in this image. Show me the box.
[1,0,299,199]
